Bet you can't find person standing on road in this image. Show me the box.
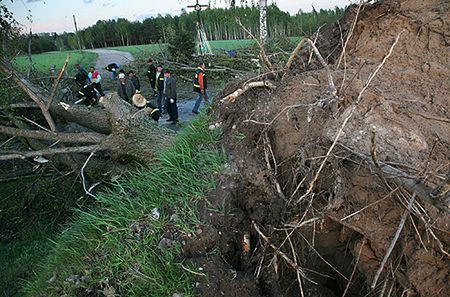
[117,73,136,102]
[155,65,165,113]
[163,70,178,124]
[146,59,157,96]
[192,62,209,114]
[128,70,141,93]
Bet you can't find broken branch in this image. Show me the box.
[0,125,106,143]
[237,18,273,71]
[221,80,276,103]
[47,54,70,110]
[286,37,337,97]
[0,145,101,161]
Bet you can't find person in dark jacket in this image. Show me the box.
[74,64,89,86]
[155,65,165,113]
[117,73,136,102]
[163,70,178,124]
[192,62,209,114]
[146,59,157,96]
[128,70,141,93]
[105,63,119,80]
[76,84,98,106]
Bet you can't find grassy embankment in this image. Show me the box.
[12,51,98,73]
[19,114,224,296]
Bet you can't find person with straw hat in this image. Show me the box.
[131,93,161,122]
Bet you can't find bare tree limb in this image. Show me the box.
[0,125,106,143]
[0,102,38,110]
[286,37,337,97]
[237,18,273,71]
[221,80,276,103]
[0,145,101,161]
[47,54,70,110]
[0,61,57,131]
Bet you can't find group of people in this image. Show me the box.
[74,59,210,125]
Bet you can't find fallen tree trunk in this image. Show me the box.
[0,62,175,162]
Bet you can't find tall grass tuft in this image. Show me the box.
[23,114,225,297]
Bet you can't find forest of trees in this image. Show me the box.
[18,4,344,54]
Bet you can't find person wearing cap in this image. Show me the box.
[117,72,136,102]
[146,59,157,96]
[105,63,119,80]
[163,69,178,124]
[128,70,141,93]
[91,71,105,97]
[155,65,165,113]
[131,93,161,122]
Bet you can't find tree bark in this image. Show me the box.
[259,0,268,47]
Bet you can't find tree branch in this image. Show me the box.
[47,54,70,110]
[0,145,101,161]
[0,125,106,143]
[221,80,276,103]
[237,18,273,71]
[286,37,337,97]
[0,61,57,131]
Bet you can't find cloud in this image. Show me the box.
[83,0,94,3]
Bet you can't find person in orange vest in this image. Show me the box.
[192,62,209,114]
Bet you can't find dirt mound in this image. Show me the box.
[183,1,449,296]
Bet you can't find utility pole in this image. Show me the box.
[187,0,212,56]
[259,0,268,47]
[73,15,82,51]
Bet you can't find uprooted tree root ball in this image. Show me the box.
[181,0,449,296]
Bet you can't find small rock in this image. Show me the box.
[208,124,216,130]
[172,293,183,297]
[232,124,237,129]
[158,238,173,249]
[196,228,203,235]
[151,208,160,220]
[170,214,178,221]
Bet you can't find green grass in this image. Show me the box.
[12,51,98,73]
[106,39,255,57]
[22,114,225,297]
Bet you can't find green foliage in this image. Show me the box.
[22,115,225,296]
[12,51,98,73]
[168,31,195,63]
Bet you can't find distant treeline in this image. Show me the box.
[20,4,345,54]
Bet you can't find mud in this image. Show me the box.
[182,1,449,296]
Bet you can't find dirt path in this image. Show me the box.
[87,49,134,77]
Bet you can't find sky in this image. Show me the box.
[6,0,354,33]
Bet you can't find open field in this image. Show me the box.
[12,51,98,73]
